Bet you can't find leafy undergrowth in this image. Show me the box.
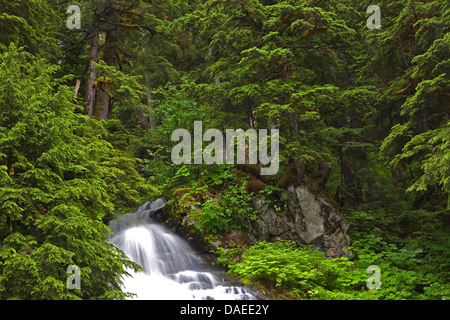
[215,225,450,300]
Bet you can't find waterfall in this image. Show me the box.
[108,199,256,300]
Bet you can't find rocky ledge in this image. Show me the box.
[163,183,352,260]
[248,185,352,258]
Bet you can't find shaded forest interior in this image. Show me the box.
[0,0,449,300]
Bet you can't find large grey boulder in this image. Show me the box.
[250,185,352,258]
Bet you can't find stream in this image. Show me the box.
[108,199,256,300]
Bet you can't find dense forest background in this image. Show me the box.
[0,0,449,300]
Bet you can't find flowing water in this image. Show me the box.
[108,199,256,300]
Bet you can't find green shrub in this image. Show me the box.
[217,233,450,300]
[222,241,355,299]
[189,168,258,234]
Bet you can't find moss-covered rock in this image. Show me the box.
[274,163,299,189]
[248,184,352,258]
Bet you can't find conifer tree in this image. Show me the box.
[0,0,61,60]
[182,0,360,187]
[60,0,183,123]
[367,0,450,208]
[0,44,151,299]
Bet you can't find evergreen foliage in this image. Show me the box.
[0,44,151,299]
[0,0,448,300]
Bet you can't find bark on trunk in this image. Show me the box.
[86,11,100,118]
[95,24,117,120]
[138,84,156,129]
[340,147,364,210]
[147,85,156,129]
[281,56,305,183]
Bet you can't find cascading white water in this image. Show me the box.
[108,199,256,300]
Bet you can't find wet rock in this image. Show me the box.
[163,184,352,259]
[250,184,352,258]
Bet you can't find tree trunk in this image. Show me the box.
[138,84,156,129]
[147,85,156,129]
[95,11,118,120]
[86,10,100,118]
[281,56,305,183]
[340,147,363,210]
